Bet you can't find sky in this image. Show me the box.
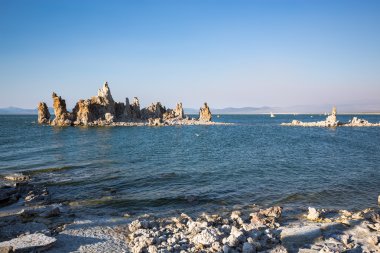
[0,0,379,110]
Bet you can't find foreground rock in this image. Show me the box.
[1,200,380,252]
[44,205,380,252]
[282,107,380,127]
[38,82,226,127]
[2,173,379,252]
[114,206,284,253]
[0,233,56,252]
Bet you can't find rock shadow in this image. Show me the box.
[278,220,362,253]
[47,234,107,253]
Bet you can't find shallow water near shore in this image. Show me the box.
[1,114,379,217]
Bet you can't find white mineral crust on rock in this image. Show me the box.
[0,233,56,252]
[281,106,380,127]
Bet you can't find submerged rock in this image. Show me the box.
[3,173,29,182]
[40,207,61,218]
[25,187,50,206]
[0,186,19,205]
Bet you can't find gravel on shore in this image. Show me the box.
[1,173,379,253]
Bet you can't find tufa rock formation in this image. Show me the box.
[71,83,134,126]
[163,102,184,120]
[174,102,184,119]
[72,99,93,125]
[51,93,72,126]
[345,117,380,127]
[282,106,380,127]
[37,102,50,124]
[148,118,163,126]
[325,106,338,126]
[92,82,115,115]
[130,97,141,119]
[141,102,166,120]
[37,82,219,127]
[199,103,212,122]
[281,106,339,127]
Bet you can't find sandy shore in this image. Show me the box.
[1,174,379,253]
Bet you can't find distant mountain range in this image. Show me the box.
[1,104,379,115]
[0,107,38,114]
[186,104,380,114]
[0,107,54,115]
[184,106,276,114]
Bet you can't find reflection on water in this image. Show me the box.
[0,114,380,216]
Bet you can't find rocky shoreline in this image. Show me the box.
[281,107,380,127]
[1,173,379,253]
[37,82,230,127]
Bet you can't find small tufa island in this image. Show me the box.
[38,82,224,127]
[281,107,380,127]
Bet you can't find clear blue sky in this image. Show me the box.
[1,0,379,109]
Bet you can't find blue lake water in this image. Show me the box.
[0,114,379,216]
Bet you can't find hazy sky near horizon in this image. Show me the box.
[1,0,379,109]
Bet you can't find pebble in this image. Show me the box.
[242,242,256,253]
[307,207,320,220]
[0,246,13,253]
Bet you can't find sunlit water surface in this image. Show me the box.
[1,115,379,216]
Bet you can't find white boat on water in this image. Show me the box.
[270,112,275,118]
